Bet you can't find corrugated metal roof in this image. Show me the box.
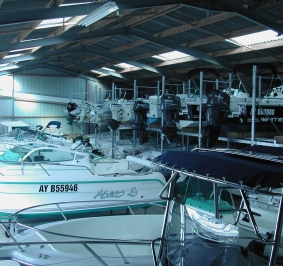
[202,16,258,35]
[164,28,214,44]
[0,0,51,13]
[24,28,57,40]
[0,32,19,44]
[220,51,267,62]
[196,40,241,53]
[168,6,219,23]
[0,0,282,86]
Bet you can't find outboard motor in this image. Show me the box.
[107,119,120,159]
[67,102,78,114]
[107,118,120,131]
[202,90,230,148]
[160,94,181,143]
[133,100,149,144]
[66,102,78,125]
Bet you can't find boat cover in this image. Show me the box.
[46,121,61,129]
[0,149,21,162]
[156,151,283,188]
[241,145,283,156]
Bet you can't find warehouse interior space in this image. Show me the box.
[0,0,283,139]
[1,1,283,266]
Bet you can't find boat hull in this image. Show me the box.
[0,214,164,266]
[0,173,166,218]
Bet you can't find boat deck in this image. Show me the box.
[0,227,20,266]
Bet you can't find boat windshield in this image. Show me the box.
[175,176,235,213]
[1,146,76,163]
[162,200,244,266]
[89,153,106,162]
[160,176,269,266]
[0,145,34,162]
[0,149,22,162]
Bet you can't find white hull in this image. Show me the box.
[0,173,166,217]
[0,214,164,266]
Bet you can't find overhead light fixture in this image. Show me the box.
[77,2,118,27]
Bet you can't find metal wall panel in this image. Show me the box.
[87,80,112,102]
[14,74,86,99]
[0,68,111,135]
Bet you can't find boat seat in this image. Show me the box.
[34,155,44,161]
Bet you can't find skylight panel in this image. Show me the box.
[229,30,283,46]
[3,54,22,59]
[36,18,74,29]
[225,39,242,46]
[115,63,135,69]
[153,51,189,61]
[91,70,105,75]
[101,67,115,72]
[21,38,43,42]
[10,47,40,52]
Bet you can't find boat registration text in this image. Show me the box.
[39,184,78,192]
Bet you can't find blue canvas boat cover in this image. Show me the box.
[156,150,283,188]
[0,149,21,162]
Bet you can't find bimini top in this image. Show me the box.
[156,150,283,189]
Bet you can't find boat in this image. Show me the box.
[176,68,228,130]
[0,120,34,132]
[0,143,166,221]
[152,148,283,265]
[227,63,283,131]
[0,200,165,266]
[133,93,183,145]
[110,92,135,123]
[65,95,112,125]
[0,120,72,152]
[171,68,231,148]
[133,95,162,145]
[174,65,283,148]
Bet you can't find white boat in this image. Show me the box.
[0,120,72,152]
[0,120,32,132]
[153,149,283,265]
[66,97,112,125]
[110,97,135,123]
[0,144,166,220]
[0,202,164,266]
[227,63,283,129]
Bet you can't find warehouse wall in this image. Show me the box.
[0,68,111,136]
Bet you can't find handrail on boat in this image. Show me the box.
[151,237,163,266]
[159,171,179,200]
[0,238,158,266]
[0,199,164,265]
[158,161,283,196]
[2,198,165,236]
[17,160,94,175]
[156,160,283,266]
